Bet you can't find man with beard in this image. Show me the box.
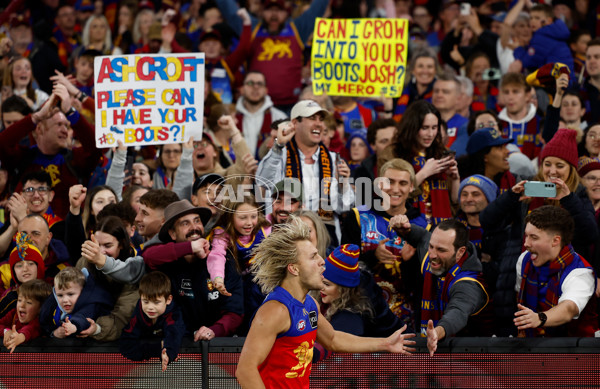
[389,216,492,355]
[142,200,244,340]
[217,0,328,111]
[235,71,287,157]
[267,178,303,226]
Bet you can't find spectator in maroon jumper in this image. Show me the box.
[0,85,101,219]
[142,200,244,339]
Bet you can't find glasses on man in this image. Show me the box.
[244,80,266,88]
[23,186,50,196]
[193,141,211,149]
[476,121,498,129]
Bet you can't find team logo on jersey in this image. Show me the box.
[528,47,535,56]
[366,231,379,240]
[258,38,293,61]
[297,320,306,331]
[309,311,318,329]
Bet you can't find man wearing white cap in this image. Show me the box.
[256,100,354,245]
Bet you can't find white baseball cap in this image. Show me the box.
[290,100,328,120]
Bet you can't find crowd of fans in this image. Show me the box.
[0,0,599,368]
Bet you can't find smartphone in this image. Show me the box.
[460,2,471,15]
[442,150,456,159]
[482,68,501,81]
[524,181,556,198]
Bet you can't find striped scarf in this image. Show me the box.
[412,154,452,229]
[285,137,333,220]
[393,80,434,122]
[517,244,578,337]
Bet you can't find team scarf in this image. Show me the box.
[285,137,334,220]
[412,153,452,228]
[455,215,483,252]
[470,84,499,112]
[42,207,63,229]
[517,244,578,337]
[393,80,434,122]
[420,250,475,335]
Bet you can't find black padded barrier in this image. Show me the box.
[1,337,599,388]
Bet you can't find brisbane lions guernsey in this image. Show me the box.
[258,286,318,388]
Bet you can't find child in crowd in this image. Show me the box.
[346,130,373,172]
[0,279,52,352]
[120,271,185,372]
[39,267,113,338]
[2,57,49,111]
[73,49,100,97]
[497,72,543,160]
[1,95,32,131]
[207,195,271,296]
[0,233,46,319]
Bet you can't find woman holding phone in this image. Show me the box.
[479,128,598,336]
[380,100,459,228]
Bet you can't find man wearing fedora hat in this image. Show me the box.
[142,200,245,341]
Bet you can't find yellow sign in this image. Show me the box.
[311,18,408,98]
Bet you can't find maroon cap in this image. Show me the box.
[199,29,223,45]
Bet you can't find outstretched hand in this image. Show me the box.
[385,324,416,355]
[426,320,438,357]
[161,348,169,372]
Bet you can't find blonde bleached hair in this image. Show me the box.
[251,215,311,295]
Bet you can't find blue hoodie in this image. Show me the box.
[40,269,114,336]
[513,19,575,76]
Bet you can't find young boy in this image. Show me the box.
[73,49,100,97]
[39,267,113,338]
[120,271,185,372]
[497,72,543,160]
[0,279,52,352]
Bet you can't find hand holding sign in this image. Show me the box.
[95,54,204,148]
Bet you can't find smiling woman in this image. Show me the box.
[380,100,459,229]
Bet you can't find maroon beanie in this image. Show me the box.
[540,128,578,167]
[578,156,600,177]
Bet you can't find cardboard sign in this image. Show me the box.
[311,18,408,98]
[94,53,205,148]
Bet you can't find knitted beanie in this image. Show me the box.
[539,128,578,167]
[9,233,46,285]
[458,174,498,203]
[577,156,600,177]
[324,244,360,287]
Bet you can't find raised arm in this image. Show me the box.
[316,298,415,354]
